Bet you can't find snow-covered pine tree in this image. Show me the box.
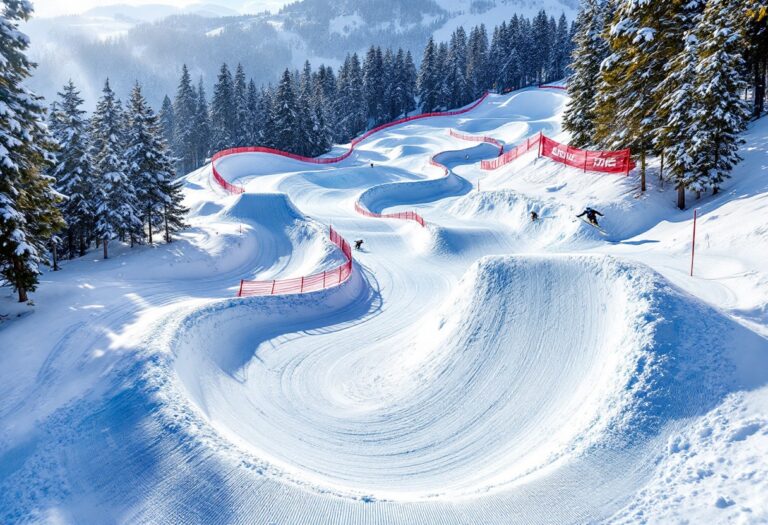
[234,64,249,146]
[90,80,140,259]
[403,50,418,115]
[363,46,385,125]
[562,0,609,148]
[448,27,469,108]
[172,64,198,174]
[436,42,451,110]
[211,63,237,152]
[598,0,698,192]
[273,69,299,152]
[258,86,276,147]
[158,95,175,149]
[382,48,396,121]
[689,0,750,196]
[296,61,317,156]
[49,80,92,258]
[245,79,260,145]
[125,83,175,244]
[418,37,440,112]
[466,24,489,99]
[159,175,188,244]
[194,78,211,166]
[0,0,65,302]
[549,13,572,82]
[654,28,702,210]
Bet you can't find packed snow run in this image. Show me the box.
[2,88,767,524]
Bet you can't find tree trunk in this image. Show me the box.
[713,186,719,195]
[79,234,87,257]
[13,258,28,302]
[640,148,646,192]
[677,185,685,210]
[659,150,664,181]
[52,242,59,272]
[164,204,170,243]
[67,231,74,260]
[754,58,766,118]
[148,204,153,245]
[103,238,109,260]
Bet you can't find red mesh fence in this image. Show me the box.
[480,132,543,170]
[354,202,426,227]
[480,132,634,175]
[449,129,504,156]
[237,226,353,297]
[538,84,568,90]
[211,93,492,195]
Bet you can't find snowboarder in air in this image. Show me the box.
[530,210,539,222]
[354,239,364,250]
[576,207,604,227]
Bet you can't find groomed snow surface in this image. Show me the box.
[1,88,767,524]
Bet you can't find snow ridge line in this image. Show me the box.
[237,226,353,297]
[210,92,492,195]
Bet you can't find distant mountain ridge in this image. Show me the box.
[24,0,577,110]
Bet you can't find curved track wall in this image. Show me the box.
[237,226,352,297]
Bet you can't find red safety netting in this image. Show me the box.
[237,226,353,297]
[481,132,543,170]
[538,84,568,90]
[449,129,505,156]
[480,132,634,175]
[211,92,492,195]
[354,202,426,227]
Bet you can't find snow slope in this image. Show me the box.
[1,88,767,524]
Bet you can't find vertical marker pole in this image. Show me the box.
[690,208,698,277]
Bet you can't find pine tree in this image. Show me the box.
[690,0,750,196]
[418,37,440,112]
[655,29,702,209]
[563,0,609,147]
[549,13,572,81]
[258,86,276,147]
[49,80,92,258]
[466,25,489,99]
[234,63,249,146]
[125,83,175,244]
[158,95,175,148]
[246,79,261,145]
[90,80,140,259]
[273,69,299,152]
[194,78,211,166]
[172,65,198,174]
[448,27,469,107]
[210,63,236,152]
[160,175,188,243]
[0,0,65,302]
[598,0,700,192]
[363,46,385,124]
[403,50,418,115]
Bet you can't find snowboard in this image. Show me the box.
[576,217,608,236]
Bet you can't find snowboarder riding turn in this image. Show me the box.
[354,239,364,250]
[530,210,539,222]
[576,207,603,227]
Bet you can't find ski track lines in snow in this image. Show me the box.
[2,88,768,524]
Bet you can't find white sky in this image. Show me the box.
[30,1,289,18]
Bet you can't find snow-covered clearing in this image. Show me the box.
[1,88,767,524]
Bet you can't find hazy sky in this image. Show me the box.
[30,1,289,17]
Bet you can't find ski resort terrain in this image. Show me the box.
[1,87,767,524]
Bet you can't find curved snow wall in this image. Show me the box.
[210,92,492,196]
[237,226,353,297]
[353,128,500,227]
[449,129,505,155]
[480,131,634,174]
